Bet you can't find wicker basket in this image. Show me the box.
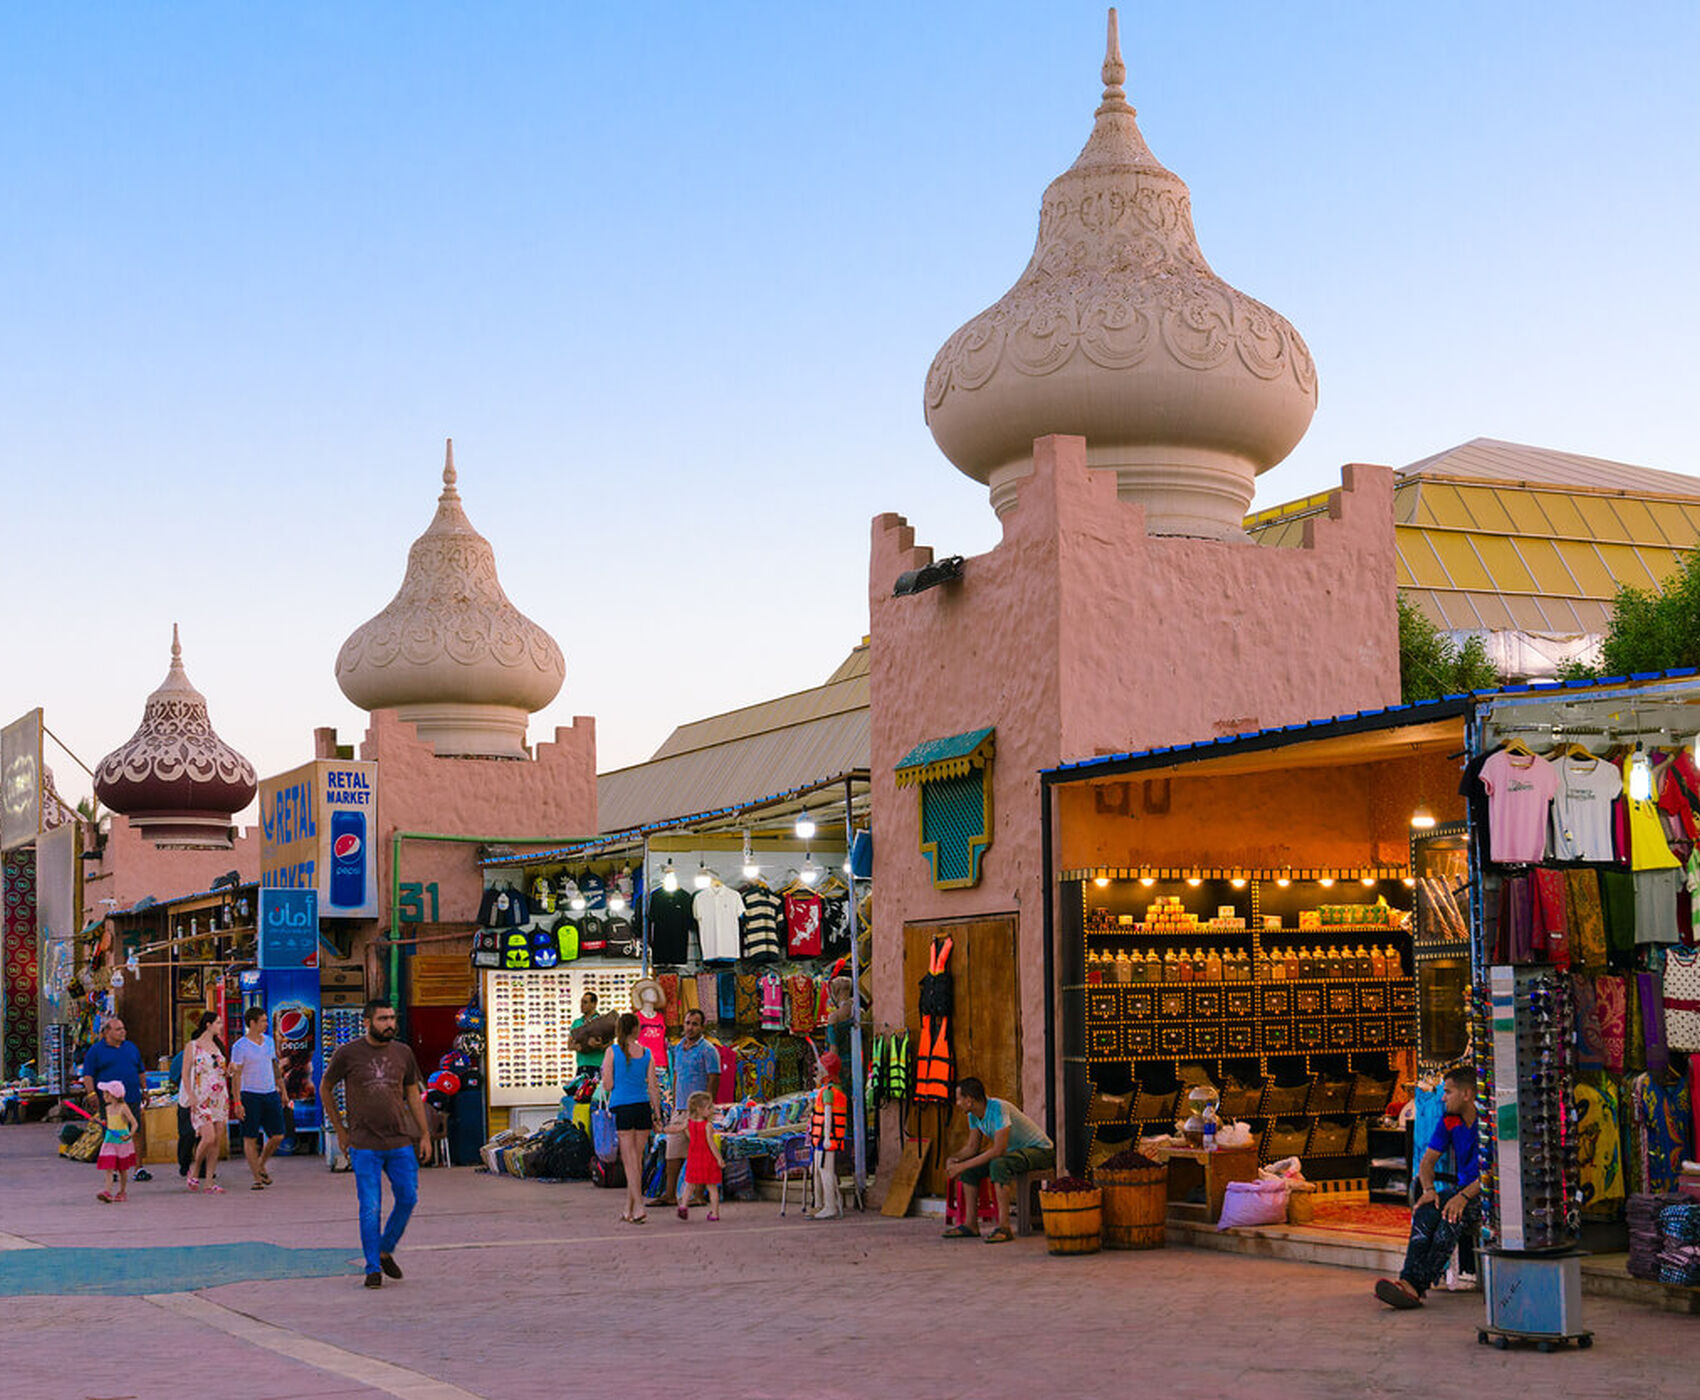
[1039,1185,1103,1255]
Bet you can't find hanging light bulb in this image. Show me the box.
[1139,876,1155,887]
[1410,805,1437,830]
[608,893,627,914]
[742,832,759,881]
[1361,876,1377,888]
[1093,875,1111,888]
[842,859,853,874]
[1229,878,1247,889]
[1319,877,1335,888]
[795,809,816,841]
[800,854,820,887]
[570,894,587,912]
[1185,876,1202,888]
[1276,875,1291,888]
[693,860,713,891]
[1629,747,1653,801]
[1401,877,1416,888]
[661,863,678,893]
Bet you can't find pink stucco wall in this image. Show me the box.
[85,815,261,911]
[355,708,598,933]
[868,434,1401,1151]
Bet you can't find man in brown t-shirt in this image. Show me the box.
[320,999,430,1289]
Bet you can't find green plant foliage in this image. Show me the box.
[1397,595,1502,702]
[1586,549,1700,678]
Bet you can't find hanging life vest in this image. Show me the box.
[887,1029,911,1102]
[812,1083,845,1151]
[914,938,954,1103]
[917,936,955,1019]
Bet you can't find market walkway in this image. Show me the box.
[2,1123,1691,1400]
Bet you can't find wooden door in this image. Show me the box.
[903,914,1019,1197]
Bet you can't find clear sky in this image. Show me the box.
[6,2,1698,822]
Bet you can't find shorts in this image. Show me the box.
[959,1144,1056,1187]
[241,1091,285,1140]
[664,1111,690,1160]
[612,1103,653,1132]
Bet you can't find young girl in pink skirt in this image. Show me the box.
[95,1080,138,1203]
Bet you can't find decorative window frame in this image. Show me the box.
[894,728,995,890]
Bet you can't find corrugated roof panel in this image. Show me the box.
[1249,516,1308,549]
[1570,495,1634,544]
[1398,438,1700,498]
[1470,592,1516,630]
[1606,496,1661,546]
[1402,589,1447,628]
[1391,482,1423,525]
[1429,532,1494,591]
[1538,596,1582,632]
[1470,534,1537,594]
[1411,483,1478,531]
[1573,599,1613,632]
[1428,589,1482,629]
[1498,489,1556,537]
[1530,491,1591,539]
[1593,541,1660,591]
[1453,484,1518,534]
[1644,500,1700,548]
[649,669,868,760]
[1639,546,1687,588]
[1505,596,1554,633]
[1553,541,1619,596]
[1395,528,1453,588]
[1514,536,1582,597]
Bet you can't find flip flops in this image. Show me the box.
[1375,1278,1423,1309]
[250,1181,267,1190]
[940,1224,978,1239]
[984,1227,1014,1244]
[202,1181,225,1194]
[96,1191,115,1204]
[706,1212,719,1222]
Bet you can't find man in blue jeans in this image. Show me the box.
[320,1000,430,1289]
[1375,1065,1483,1309]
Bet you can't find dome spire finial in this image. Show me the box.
[442,438,458,498]
[171,622,181,665]
[1098,8,1133,116]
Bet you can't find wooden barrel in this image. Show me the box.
[1287,1183,1316,1225]
[1040,1186,1103,1255]
[1097,1165,1168,1250]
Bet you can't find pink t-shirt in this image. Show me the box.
[1480,749,1557,864]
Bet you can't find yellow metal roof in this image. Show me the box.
[1250,438,1700,639]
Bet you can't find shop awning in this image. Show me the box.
[894,727,995,788]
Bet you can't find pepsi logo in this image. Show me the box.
[333,833,362,860]
[275,1009,311,1040]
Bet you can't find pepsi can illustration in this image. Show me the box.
[330,810,365,909]
[273,1001,317,1104]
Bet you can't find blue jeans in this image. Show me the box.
[1400,1191,1480,1295]
[351,1146,419,1274]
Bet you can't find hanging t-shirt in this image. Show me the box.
[1479,749,1558,864]
[1663,945,1700,1051]
[1623,754,1682,871]
[787,974,819,1033]
[1656,749,1700,842]
[1550,755,1623,862]
[692,881,746,963]
[636,1011,668,1068]
[821,897,851,956]
[738,885,784,962]
[784,891,824,957]
[647,887,697,965]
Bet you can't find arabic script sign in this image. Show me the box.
[258,887,319,970]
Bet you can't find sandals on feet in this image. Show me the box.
[940,1224,978,1239]
[984,1227,1014,1244]
[96,1191,115,1204]
[202,1181,225,1194]
[185,1178,200,1192]
[706,1211,719,1222]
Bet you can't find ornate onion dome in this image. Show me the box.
[924,9,1317,538]
[334,440,565,759]
[94,625,258,848]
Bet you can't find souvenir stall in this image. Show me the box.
[1466,676,1700,1304]
[1041,700,1475,1195]
[471,775,876,1189]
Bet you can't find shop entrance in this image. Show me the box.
[902,914,1020,1197]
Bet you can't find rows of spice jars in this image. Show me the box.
[1256,944,1404,980]
[1086,946,1253,983]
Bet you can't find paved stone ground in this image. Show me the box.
[2,1122,1692,1400]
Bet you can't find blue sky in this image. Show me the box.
[5,2,1698,818]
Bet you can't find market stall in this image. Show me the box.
[1041,700,1475,1193]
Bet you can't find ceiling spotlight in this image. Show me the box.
[795,810,816,841]
[1185,877,1202,888]
[1276,877,1291,888]
[1229,878,1247,889]
[742,832,759,881]
[570,895,587,912]
[661,863,678,893]
[1139,876,1155,888]
[1410,805,1437,830]
[1401,877,1416,888]
[799,856,820,887]
[1094,876,1111,888]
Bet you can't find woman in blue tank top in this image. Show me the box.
[600,1012,660,1224]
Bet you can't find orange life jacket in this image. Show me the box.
[915,937,955,1102]
[812,1083,845,1151]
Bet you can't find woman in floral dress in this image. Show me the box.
[184,1012,230,1193]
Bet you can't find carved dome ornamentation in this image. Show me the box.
[93,626,257,848]
[335,441,564,758]
[924,10,1317,538]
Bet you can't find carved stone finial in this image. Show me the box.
[442,437,458,496]
[171,622,182,666]
[1098,8,1133,115]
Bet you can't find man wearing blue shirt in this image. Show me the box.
[1376,1065,1483,1308]
[82,1015,152,1181]
[943,1077,1055,1244]
[649,1008,721,1208]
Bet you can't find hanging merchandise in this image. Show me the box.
[1550,753,1623,861]
[738,883,784,962]
[1664,945,1700,1051]
[1624,749,1681,871]
[758,970,785,1031]
[647,885,697,966]
[736,973,760,1030]
[787,973,819,1034]
[479,882,531,927]
[693,878,746,963]
[784,889,824,957]
[915,936,955,1103]
[1478,747,1557,865]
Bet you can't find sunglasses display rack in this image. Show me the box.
[483,966,641,1108]
[320,1007,365,1117]
[1481,964,1581,1252]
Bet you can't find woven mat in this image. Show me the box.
[1303,1199,1413,1240]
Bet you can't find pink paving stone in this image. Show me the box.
[1,1123,1692,1400]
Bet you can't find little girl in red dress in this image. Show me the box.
[678,1091,723,1222]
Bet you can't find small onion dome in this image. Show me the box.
[924,9,1317,539]
[334,440,565,759]
[94,625,257,848]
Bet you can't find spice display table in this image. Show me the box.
[1148,1142,1258,1223]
